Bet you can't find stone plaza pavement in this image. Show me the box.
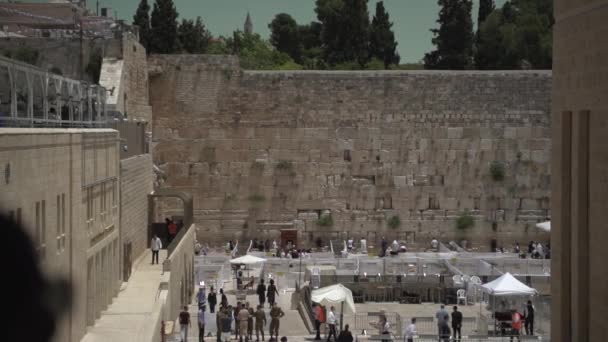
[81,249,167,342]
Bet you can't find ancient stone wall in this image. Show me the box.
[149,55,552,248]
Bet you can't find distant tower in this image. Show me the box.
[244,12,252,34]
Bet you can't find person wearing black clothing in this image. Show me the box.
[220,288,228,308]
[267,279,278,308]
[337,324,354,342]
[257,279,267,307]
[451,306,463,341]
[208,286,218,313]
[524,300,535,335]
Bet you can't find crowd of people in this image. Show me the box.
[181,283,288,342]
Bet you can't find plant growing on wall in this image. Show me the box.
[276,160,294,170]
[456,213,475,230]
[316,213,334,227]
[248,194,266,203]
[387,215,401,229]
[489,161,505,181]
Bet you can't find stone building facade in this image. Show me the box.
[119,153,154,280]
[149,55,552,248]
[0,128,120,342]
[551,0,608,341]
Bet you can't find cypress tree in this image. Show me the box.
[132,0,152,52]
[478,0,495,24]
[369,1,400,68]
[342,0,370,67]
[150,0,179,54]
[424,0,474,70]
[269,13,302,63]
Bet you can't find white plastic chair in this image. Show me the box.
[470,276,481,285]
[452,274,463,286]
[457,289,467,305]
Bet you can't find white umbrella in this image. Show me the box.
[535,221,550,232]
[312,283,356,331]
[229,254,266,265]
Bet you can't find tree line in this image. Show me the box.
[133,0,552,70]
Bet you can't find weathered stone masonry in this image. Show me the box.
[149,55,551,247]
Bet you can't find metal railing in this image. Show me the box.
[0,55,108,128]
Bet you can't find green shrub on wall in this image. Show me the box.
[316,213,333,227]
[387,215,401,229]
[276,160,293,170]
[456,213,475,230]
[248,194,266,203]
[490,161,505,181]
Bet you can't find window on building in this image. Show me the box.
[61,194,66,250]
[87,187,94,221]
[101,182,106,214]
[36,200,47,260]
[57,195,61,252]
[57,194,66,253]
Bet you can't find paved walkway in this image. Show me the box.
[81,249,166,342]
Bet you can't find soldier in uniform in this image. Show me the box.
[255,305,267,341]
[269,303,285,341]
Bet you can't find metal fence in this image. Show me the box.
[0,55,109,127]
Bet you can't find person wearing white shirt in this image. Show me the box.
[405,318,417,342]
[360,237,367,253]
[326,306,337,342]
[391,240,399,252]
[151,235,162,264]
[347,238,354,250]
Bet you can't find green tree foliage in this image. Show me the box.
[269,13,302,63]
[478,0,495,25]
[315,0,370,67]
[298,22,324,69]
[475,0,552,69]
[227,31,298,70]
[150,0,179,53]
[369,1,400,69]
[424,0,474,70]
[132,0,152,52]
[178,17,210,53]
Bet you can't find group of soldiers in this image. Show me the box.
[215,301,285,342]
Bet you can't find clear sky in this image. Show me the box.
[85,0,494,63]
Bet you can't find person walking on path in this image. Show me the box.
[168,219,178,243]
[326,306,338,342]
[312,303,323,340]
[255,305,267,341]
[248,307,255,341]
[438,314,450,342]
[337,324,353,342]
[220,288,228,308]
[179,306,191,342]
[435,304,449,336]
[216,308,225,342]
[404,318,417,342]
[151,235,162,264]
[257,279,267,307]
[197,286,206,309]
[380,237,388,257]
[266,279,278,308]
[451,306,463,341]
[524,300,535,335]
[269,303,285,341]
[208,286,217,313]
[510,309,523,341]
[238,303,250,342]
[221,307,233,342]
[198,306,206,342]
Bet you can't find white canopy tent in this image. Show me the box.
[312,283,356,331]
[229,254,266,265]
[481,272,538,296]
[481,272,538,334]
[535,221,551,232]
